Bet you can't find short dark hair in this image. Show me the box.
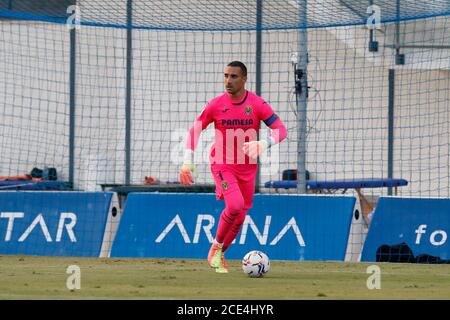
[227,61,247,77]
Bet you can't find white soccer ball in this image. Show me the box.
[242,250,270,277]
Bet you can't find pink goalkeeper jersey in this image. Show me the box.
[186,90,287,166]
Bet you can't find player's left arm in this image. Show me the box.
[243,101,287,159]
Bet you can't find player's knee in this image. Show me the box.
[234,213,246,227]
[227,197,245,214]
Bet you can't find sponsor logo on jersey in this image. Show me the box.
[221,119,254,126]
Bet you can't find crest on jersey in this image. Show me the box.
[244,105,253,115]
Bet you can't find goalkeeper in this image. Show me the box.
[179,61,287,273]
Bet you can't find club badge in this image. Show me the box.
[221,181,229,190]
[244,105,253,115]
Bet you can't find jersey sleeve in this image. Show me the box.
[185,101,215,151]
[258,99,287,145]
[259,100,279,126]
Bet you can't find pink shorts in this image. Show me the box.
[210,164,257,211]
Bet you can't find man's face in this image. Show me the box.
[224,66,247,95]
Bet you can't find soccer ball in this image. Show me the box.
[242,250,270,277]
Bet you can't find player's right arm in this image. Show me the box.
[179,102,215,185]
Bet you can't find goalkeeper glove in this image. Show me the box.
[242,140,269,159]
[179,162,196,186]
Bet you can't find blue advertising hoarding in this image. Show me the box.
[361,197,450,262]
[111,193,356,261]
[0,191,113,256]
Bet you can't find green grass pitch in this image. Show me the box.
[0,255,449,299]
